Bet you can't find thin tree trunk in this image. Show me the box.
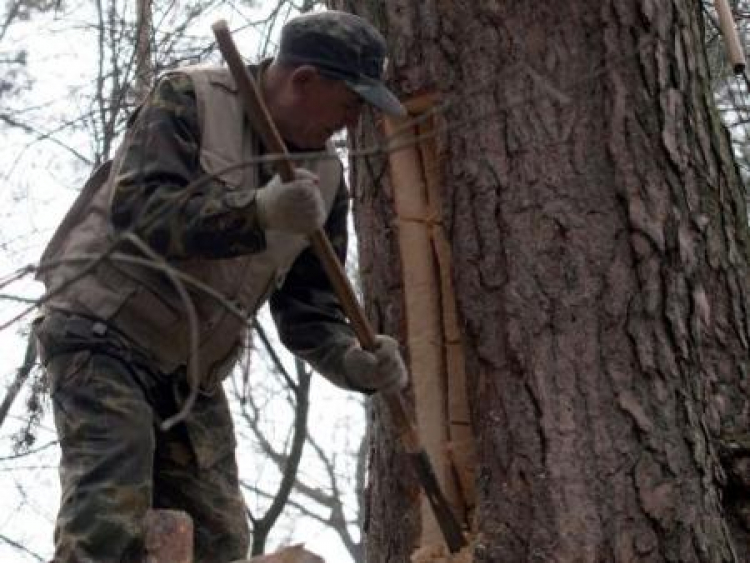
[134,0,154,103]
[334,1,750,561]
[0,335,36,430]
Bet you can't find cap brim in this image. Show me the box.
[344,76,407,117]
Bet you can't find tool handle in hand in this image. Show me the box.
[213,16,423,456]
[212,20,375,342]
[212,20,465,551]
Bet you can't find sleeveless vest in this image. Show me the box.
[38,65,342,381]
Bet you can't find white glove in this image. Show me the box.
[342,335,408,393]
[255,168,325,235]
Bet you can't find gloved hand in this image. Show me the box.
[255,168,325,235]
[342,335,408,393]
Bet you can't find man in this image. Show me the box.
[34,10,407,562]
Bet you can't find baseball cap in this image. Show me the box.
[277,10,406,116]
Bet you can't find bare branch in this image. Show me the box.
[0,333,37,430]
[0,532,44,562]
[248,359,312,556]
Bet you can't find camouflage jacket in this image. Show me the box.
[38,65,361,391]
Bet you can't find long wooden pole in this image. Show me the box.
[715,0,747,74]
[211,19,466,553]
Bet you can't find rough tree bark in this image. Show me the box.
[330,1,750,561]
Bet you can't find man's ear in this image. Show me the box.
[289,65,319,90]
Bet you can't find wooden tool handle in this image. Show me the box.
[212,18,422,453]
[715,0,747,74]
[212,20,464,551]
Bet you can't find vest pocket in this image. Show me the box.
[74,276,139,321]
[107,284,184,370]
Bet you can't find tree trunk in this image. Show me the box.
[134,0,154,103]
[331,0,750,561]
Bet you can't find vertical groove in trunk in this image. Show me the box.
[335,0,750,561]
[385,101,477,555]
[384,112,450,549]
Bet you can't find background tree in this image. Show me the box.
[332,0,750,561]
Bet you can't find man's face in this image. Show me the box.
[287,70,364,149]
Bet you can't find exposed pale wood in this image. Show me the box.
[417,115,477,514]
[385,103,475,556]
[144,509,193,563]
[385,112,448,549]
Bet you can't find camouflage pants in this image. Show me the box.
[34,312,250,563]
